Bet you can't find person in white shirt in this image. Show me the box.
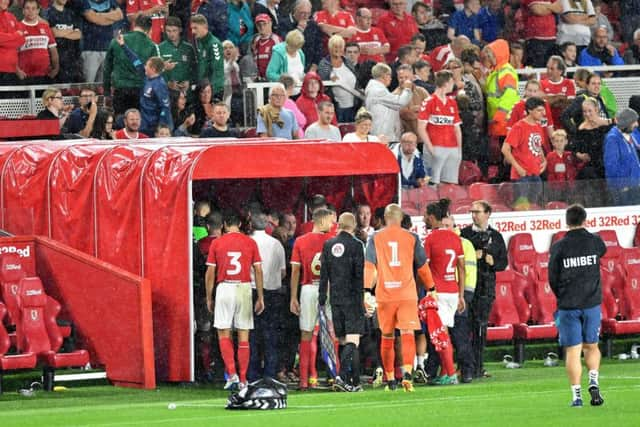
[248,212,286,381]
[304,101,342,141]
[342,108,383,142]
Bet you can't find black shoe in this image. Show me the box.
[589,385,604,406]
[332,377,353,392]
[461,376,473,384]
[384,379,398,391]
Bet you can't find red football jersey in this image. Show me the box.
[429,44,453,72]
[291,232,332,285]
[113,129,149,139]
[546,150,577,183]
[424,228,464,294]
[504,119,545,180]
[418,95,461,148]
[349,27,388,63]
[127,0,166,43]
[540,77,575,97]
[252,34,281,79]
[377,11,418,62]
[206,231,262,283]
[521,0,556,40]
[18,20,56,77]
[314,9,356,28]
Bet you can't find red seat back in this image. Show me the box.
[598,229,622,262]
[550,231,566,247]
[438,184,469,202]
[18,277,51,354]
[489,271,521,326]
[510,271,532,323]
[531,280,557,324]
[45,296,64,352]
[622,248,640,277]
[468,182,501,203]
[508,233,537,280]
[535,252,549,282]
[600,269,620,319]
[0,253,26,326]
[623,270,640,320]
[634,222,640,247]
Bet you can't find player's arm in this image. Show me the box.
[414,235,435,290]
[501,140,526,177]
[548,245,560,296]
[290,263,301,315]
[205,264,216,313]
[456,255,466,312]
[364,236,377,290]
[318,246,329,306]
[253,262,265,315]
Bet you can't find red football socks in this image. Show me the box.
[237,341,250,383]
[299,340,311,387]
[440,344,456,376]
[381,335,395,381]
[310,328,319,378]
[218,336,236,376]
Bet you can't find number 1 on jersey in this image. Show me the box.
[388,241,401,267]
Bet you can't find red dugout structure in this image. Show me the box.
[0,139,399,382]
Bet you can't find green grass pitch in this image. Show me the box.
[1,360,639,427]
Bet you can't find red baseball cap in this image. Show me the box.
[255,14,271,24]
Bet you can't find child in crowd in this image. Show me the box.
[545,129,577,201]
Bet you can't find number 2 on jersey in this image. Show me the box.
[388,241,401,267]
[227,251,242,275]
[445,249,456,273]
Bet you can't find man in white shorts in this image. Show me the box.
[290,208,333,390]
[205,211,264,390]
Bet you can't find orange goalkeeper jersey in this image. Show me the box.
[365,225,433,302]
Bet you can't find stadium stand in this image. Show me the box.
[0,302,37,395]
[16,277,89,391]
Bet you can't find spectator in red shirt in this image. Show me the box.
[521,0,557,68]
[378,0,418,62]
[349,7,389,63]
[546,129,577,200]
[126,0,167,43]
[314,0,356,53]
[0,0,25,85]
[429,34,470,72]
[252,13,281,80]
[507,79,554,153]
[502,96,548,206]
[417,70,462,184]
[295,71,336,130]
[18,0,59,84]
[113,108,149,139]
[541,55,575,130]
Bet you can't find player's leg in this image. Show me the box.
[436,293,458,383]
[214,282,239,388]
[558,308,584,406]
[235,285,255,386]
[341,303,365,389]
[429,147,447,185]
[582,305,604,406]
[440,147,462,185]
[299,285,319,389]
[414,331,428,382]
[377,301,398,388]
[397,300,421,392]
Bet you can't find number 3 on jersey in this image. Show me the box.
[227,251,242,275]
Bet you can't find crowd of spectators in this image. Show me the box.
[1,0,640,204]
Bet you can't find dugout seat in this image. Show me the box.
[550,231,566,247]
[622,269,640,320]
[487,271,520,343]
[17,277,89,391]
[512,279,558,364]
[509,270,532,323]
[0,302,36,394]
[0,253,26,327]
[600,268,640,357]
[635,223,640,247]
[535,252,549,282]
[622,248,640,277]
[508,233,537,284]
[468,183,501,204]
[598,230,625,299]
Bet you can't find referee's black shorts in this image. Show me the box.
[332,303,365,337]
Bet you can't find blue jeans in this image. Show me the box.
[336,106,355,123]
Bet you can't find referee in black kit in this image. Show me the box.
[549,204,606,408]
[319,212,366,392]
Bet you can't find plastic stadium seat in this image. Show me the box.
[468,183,501,204]
[622,269,640,320]
[550,231,566,247]
[545,201,568,210]
[338,123,355,137]
[599,267,640,357]
[497,182,514,205]
[509,270,532,323]
[17,277,89,391]
[454,204,471,214]
[508,233,537,282]
[598,230,625,297]
[623,248,640,277]
[0,302,36,394]
[487,271,518,342]
[438,184,469,202]
[535,252,549,281]
[0,253,26,327]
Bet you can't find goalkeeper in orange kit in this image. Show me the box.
[364,204,435,391]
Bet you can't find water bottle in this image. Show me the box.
[503,354,521,369]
